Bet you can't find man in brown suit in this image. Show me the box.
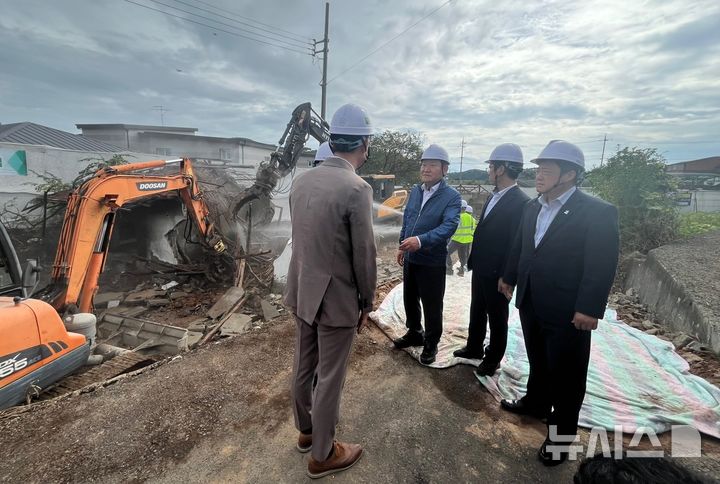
[284,103,377,479]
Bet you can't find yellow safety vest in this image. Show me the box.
[452,212,475,243]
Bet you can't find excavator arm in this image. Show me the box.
[44,158,225,314]
[232,102,329,224]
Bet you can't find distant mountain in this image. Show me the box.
[447,169,488,182]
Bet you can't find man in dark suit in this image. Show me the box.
[454,143,530,377]
[499,140,620,466]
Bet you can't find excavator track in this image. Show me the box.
[39,352,159,400]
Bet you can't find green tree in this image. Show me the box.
[31,153,130,194]
[586,147,678,253]
[359,130,424,185]
[517,167,537,187]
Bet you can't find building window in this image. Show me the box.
[219,148,232,160]
[156,148,171,156]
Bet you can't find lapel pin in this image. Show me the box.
[563,210,570,215]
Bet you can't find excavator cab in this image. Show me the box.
[0,223,22,297]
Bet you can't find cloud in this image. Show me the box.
[0,0,717,169]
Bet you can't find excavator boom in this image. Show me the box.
[44,158,225,313]
[232,102,329,224]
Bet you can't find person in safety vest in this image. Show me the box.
[446,200,475,276]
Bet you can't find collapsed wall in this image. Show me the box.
[624,230,720,353]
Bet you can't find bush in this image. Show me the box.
[678,212,720,238]
[359,130,424,185]
[586,147,679,253]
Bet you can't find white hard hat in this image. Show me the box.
[531,140,585,170]
[315,141,333,162]
[465,205,474,214]
[486,143,523,164]
[461,199,468,209]
[329,103,373,136]
[421,144,450,164]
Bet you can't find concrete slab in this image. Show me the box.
[147,298,171,307]
[220,314,253,336]
[260,299,280,321]
[125,289,166,304]
[94,292,125,305]
[207,286,245,320]
[186,331,203,348]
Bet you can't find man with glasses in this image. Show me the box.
[394,144,462,365]
[454,143,530,377]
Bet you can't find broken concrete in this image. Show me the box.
[220,313,253,336]
[624,231,720,353]
[108,306,148,318]
[260,299,280,321]
[169,291,189,300]
[147,298,171,307]
[186,331,204,348]
[99,314,189,354]
[94,291,126,306]
[125,288,166,304]
[207,286,245,319]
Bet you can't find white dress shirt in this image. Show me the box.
[412,181,442,248]
[534,186,577,247]
[483,183,517,220]
[421,181,441,209]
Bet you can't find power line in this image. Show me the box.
[327,0,454,84]
[142,0,314,52]
[123,0,313,55]
[168,0,313,47]
[188,0,311,42]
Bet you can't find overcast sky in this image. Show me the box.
[1,0,718,170]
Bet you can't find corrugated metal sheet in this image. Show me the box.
[0,122,123,152]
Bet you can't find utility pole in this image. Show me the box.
[459,137,466,186]
[600,133,608,167]
[152,105,169,126]
[313,2,330,120]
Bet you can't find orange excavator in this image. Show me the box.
[0,158,225,410]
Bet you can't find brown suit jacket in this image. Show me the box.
[284,156,377,327]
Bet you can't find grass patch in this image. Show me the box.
[678,212,720,238]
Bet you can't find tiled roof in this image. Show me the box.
[0,122,123,152]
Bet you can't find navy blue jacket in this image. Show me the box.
[399,179,462,267]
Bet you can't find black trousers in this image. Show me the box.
[446,241,470,273]
[403,262,446,346]
[466,271,510,365]
[518,286,592,438]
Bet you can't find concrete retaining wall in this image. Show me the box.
[624,236,720,353]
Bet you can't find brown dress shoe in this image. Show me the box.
[297,432,312,453]
[307,441,363,479]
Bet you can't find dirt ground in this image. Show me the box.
[2,309,720,483]
[2,238,720,482]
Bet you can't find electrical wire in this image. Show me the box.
[171,0,313,46]
[327,0,455,84]
[142,0,314,52]
[123,0,313,55]
[187,0,311,42]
